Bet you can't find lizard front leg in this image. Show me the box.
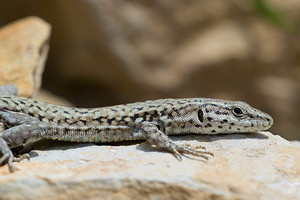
[0,110,46,172]
[140,122,214,160]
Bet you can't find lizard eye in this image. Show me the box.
[232,107,243,117]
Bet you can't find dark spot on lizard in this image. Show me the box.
[106,118,115,125]
[142,112,149,121]
[195,124,202,128]
[64,118,68,123]
[151,111,159,118]
[188,119,193,124]
[207,124,212,127]
[172,108,179,114]
[28,113,34,117]
[130,115,139,122]
[1,99,8,104]
[215,110,220,115]
[223,119,228,123]
[85,127,92,132]
[36,105,42,111]
[48,117,54,122]
[198,110,204,122]
[230,123,235,125]
[38,115,44,121]
[95,116,105,123]
[211,130,216,133]
[64,111,70,114]
[218,126,223,129]
[207,117,213,121]
[68,121,78,125]
[19,101,25,105]
[120,116,128,121]
[80,120,87,125]
[148,114,154,122]
[160,108,167,116]
[53,110,58,113]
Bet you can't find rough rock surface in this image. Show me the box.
[0,132,299,200]
[0,16,50,97]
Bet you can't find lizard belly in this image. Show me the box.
[44,124,144,143]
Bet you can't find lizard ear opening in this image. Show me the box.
[198,109,204,122]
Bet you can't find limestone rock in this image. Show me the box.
[0,16,51,97]
[0,132,299,200]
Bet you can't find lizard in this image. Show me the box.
[0,91,273,172]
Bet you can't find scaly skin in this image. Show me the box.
[0,95,273,172]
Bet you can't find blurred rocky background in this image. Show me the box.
[0,0,299,140]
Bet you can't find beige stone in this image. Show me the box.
[0,16,51,97]
[0,132,299,200]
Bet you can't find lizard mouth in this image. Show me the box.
[250,116,273,131]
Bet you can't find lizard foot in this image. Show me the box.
[171,143,214,161]
[0,140,16,172]
[0,138,29,172]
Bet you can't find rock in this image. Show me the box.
[0,16,51,97]
[0,132,299,200]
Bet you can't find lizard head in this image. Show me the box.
[165,99,273,134]
[197,100,274,134]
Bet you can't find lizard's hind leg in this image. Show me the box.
[0,110,46,172]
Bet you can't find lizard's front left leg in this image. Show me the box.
[140,122,214,160]
[0,110,46,172]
